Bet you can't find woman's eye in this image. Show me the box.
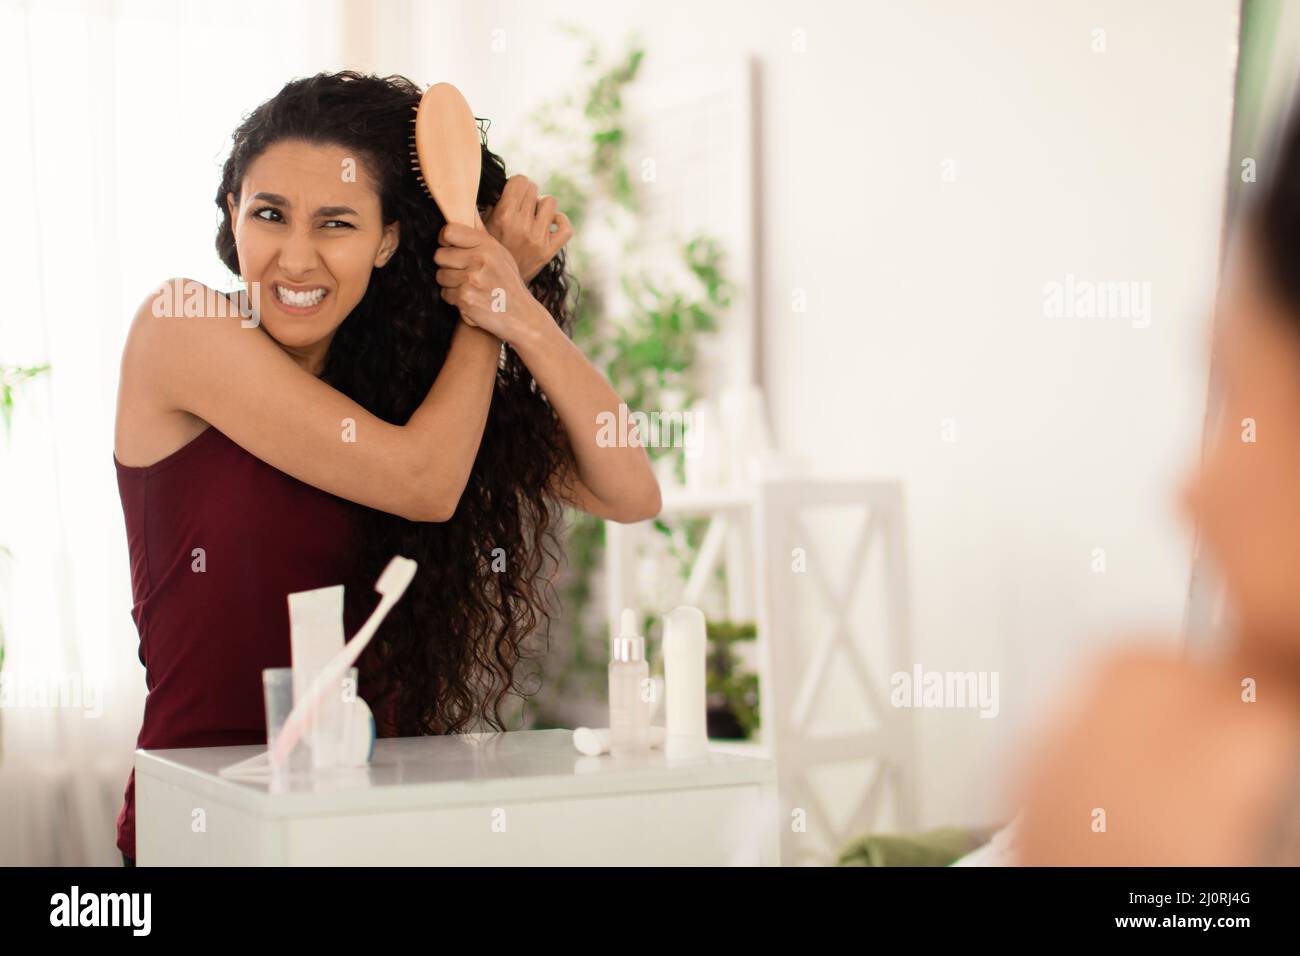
[252,207,282,223]
[322,220,354,229]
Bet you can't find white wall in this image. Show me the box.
[761,0,1235,828]
[370,0,1239,830]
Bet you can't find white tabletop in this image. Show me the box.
[136,729,776,818]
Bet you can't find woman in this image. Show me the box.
[1014,95,1300,866]
[112,71,661,865]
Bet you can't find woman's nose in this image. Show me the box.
[277,227,321,276]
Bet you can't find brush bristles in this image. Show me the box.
[409,112,434,201]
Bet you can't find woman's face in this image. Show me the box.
[226,139,399,367]
[1184,227,1300,653]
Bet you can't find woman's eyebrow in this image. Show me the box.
[250,192,359,216]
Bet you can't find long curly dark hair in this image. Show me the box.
[1254,89,1300,318]
[214,71,573,735]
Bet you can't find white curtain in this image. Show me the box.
[0,0,344,865]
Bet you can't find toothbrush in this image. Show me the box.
[269,555,418,771]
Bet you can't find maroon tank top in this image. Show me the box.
[113,424,393,859]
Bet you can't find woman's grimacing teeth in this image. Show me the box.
[273,283,328,307]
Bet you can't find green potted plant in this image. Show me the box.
[0,363,49,439]
[704,619,759,739]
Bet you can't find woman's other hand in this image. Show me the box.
[482,174,573,283]
[434,220,538,341]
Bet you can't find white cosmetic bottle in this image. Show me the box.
[608,608,651,756]
[663,605,709,761]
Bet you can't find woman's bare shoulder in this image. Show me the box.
[1016,639,1300,864]
[122,277,268,370]
[114,278,247,466]
[127,277,252,330]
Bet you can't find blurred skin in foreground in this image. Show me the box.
[1014,226,1300,866]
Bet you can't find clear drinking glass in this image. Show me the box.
[262,666,359,772]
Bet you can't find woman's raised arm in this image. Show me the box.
[122,277,501,522]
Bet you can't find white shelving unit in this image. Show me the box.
[603,476,918,865]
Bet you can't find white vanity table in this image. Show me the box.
[134,728,779,865]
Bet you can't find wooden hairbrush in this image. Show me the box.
[410,82,484,231]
